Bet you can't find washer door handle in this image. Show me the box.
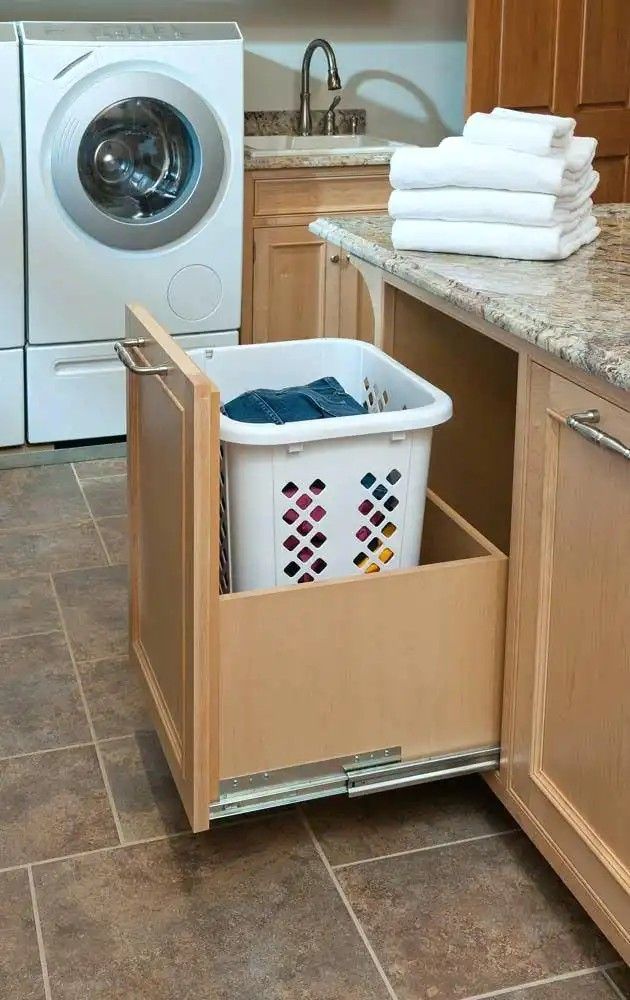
[114,338,170,375]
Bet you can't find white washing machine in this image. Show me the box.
[0,23,25,446]
[21,21,243,443]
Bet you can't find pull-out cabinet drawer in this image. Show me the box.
[123,305,508,831]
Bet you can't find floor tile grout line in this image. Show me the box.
[458,963,627,1000]
[603,969,629,1000]
[75,651,129,667]
[74,472,127,484]
[70,464,113,566]
[0,740,95,764]
[48,573,125,844]
[0,518,96,536]
[332,827,521,871]
[27,866,53,1000]
[298,808,399,1000]
[0,627,68,645]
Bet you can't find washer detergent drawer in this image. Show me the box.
[0,348,25,446]
[26,332,238,443]
[123,305,508,833]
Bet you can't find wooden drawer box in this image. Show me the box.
[124,305,508,831]
[253,170,392,218]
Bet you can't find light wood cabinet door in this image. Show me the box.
[125,304,220,833]
[339,253,376,343]
[509,363,630,954]
[252,226,340,343]
[466,0,630,201]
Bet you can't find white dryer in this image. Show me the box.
[21,21,243,443]
[0,23,25,446]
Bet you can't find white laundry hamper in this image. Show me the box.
[208,338,452,593]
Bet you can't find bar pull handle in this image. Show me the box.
[114,338,170,376]
[566,409,630,461]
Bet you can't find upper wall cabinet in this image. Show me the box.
[466,0,630,202]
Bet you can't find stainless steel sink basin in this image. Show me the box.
[245,134,404,156]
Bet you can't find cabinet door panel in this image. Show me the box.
[252,226,336,343]
[467,0,630,201]
[125,304,220,832]
[510,363,630,951]
[339,254,376,343]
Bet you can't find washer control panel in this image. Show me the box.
[22,22,241,44]
[90,24,185,41]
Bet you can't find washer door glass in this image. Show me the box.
[78,97,198,222]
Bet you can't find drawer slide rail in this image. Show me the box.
[210,745,500,821]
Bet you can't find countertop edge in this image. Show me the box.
[244,150,395,171]
[310,214,630,394]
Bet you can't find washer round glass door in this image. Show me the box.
[52,71,227,250]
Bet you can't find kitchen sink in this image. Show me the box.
[245,134,404,155]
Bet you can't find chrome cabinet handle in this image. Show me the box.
[566,409,630,461]
[114,338,170,376]
[329,253,340,264]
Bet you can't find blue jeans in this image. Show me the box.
[222,376,365,425]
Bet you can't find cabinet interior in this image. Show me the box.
[388,288,519,556]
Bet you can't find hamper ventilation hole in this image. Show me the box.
[283,535,299,551]
[283,509,299,525]
[372,484,387,501]
[356,526,371,542]
[298,573,314,584]
[358,499,374,515]
[312,558,327,574]
[354,552,368,568]
[365,562,380,574]
[363,378,391,414]
[312,532,327,548]
[310,478,326,494]
[311,505,326,522]
[296,493,312,510]
[368,537,382,554]
[297,520,313,537]
[361,472,376,489]
[379,547,394,564]
[384,496,399,512]
[382,522,397,538]
[386,468,401,485]
[370,510,385,527]
[282,482,298,498]
[298,546,313,563]
[284,562,300,578]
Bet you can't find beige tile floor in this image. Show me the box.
[0,459,628,1000]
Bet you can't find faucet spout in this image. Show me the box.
[299,38,342,136]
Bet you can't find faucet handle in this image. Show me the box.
[323,95,341,136]
[326,95,341,114]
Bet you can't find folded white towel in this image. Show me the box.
[390,141,597,197]
[463,111,570,156]
[388,177,598,228]
[549,135,597,173]
[490,107,576,141]
[391,215,599,261]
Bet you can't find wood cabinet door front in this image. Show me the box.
[510,363,630,953]
[466,0,630,201]
[252,225,338,342]
[125,305,220,832]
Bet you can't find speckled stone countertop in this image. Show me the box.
[245,143,397,171]
[310,206,630,392]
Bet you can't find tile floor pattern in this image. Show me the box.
[0,458,628,999]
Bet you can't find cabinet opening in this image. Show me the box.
[387,288,518,556]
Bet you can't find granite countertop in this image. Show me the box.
[244,145,397,171]
[310,206,630,392]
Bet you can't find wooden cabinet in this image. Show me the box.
[504,363,630,957]
[123,304,508,833]
[243,166,389,344]
[466,0,630,201]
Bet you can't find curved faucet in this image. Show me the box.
[299,38,342,136]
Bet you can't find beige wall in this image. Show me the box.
[6,0,467,142]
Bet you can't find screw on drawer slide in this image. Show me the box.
[209,744,500,821]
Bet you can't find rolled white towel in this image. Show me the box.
[463,111,570,156]
[390,141,598,197]
[490,107,576,142]
[388,184,596,228]
[390,214,599,261]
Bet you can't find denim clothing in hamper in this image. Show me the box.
[222,376,365,425]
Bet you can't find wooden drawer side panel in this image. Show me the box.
[219,494,508,779]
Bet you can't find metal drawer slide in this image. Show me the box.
[210,745,500,821]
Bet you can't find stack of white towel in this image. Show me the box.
[388,108,600,261]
